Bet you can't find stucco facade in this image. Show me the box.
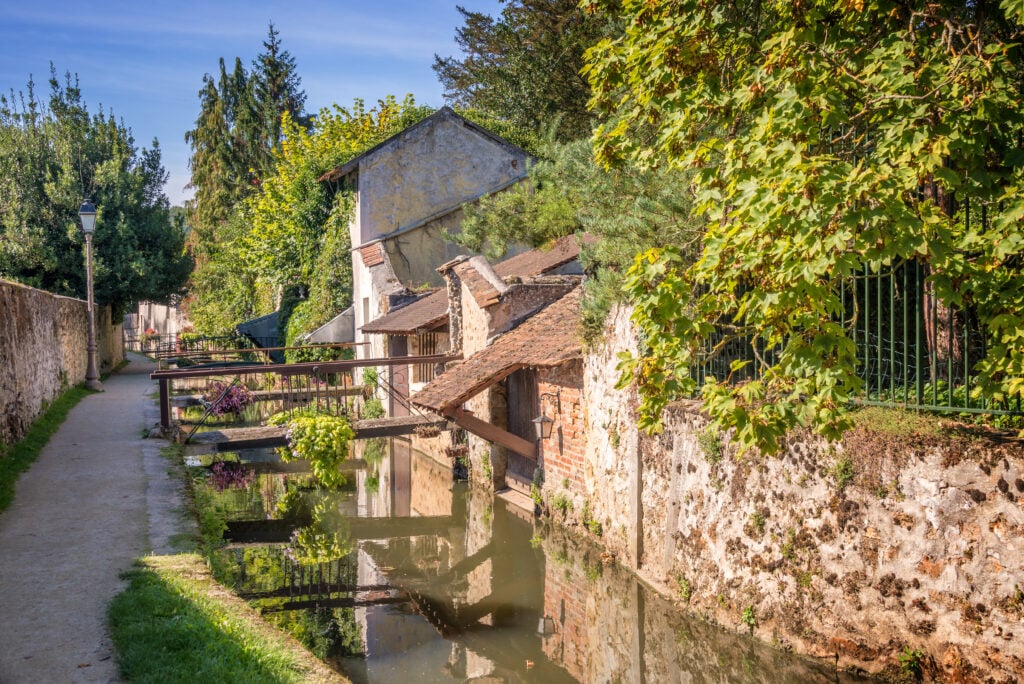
[330,108,529,361]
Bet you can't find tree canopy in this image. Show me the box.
[186,96,435,337]
[0,70,191,315]
[451,137,701,339]
[434,0,612,140]
[584,0,1024,450]
[185,24,306,245]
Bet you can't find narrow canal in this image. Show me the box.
[190,436,872,683]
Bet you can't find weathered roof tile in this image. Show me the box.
[412,287,582,413]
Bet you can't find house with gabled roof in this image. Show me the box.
[358,234,584,417]
[318,107,531,363]
[405,238,588,501]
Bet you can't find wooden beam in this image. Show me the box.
[151,353,460,380]
[170,386,364,407]
[450,409,536,458]
[184,414,451,451]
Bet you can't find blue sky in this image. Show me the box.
[0,0,504,205]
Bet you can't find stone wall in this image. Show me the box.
[0,279,122,447]
[572,302,1024,681]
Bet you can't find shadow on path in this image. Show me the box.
[0,352,191,683]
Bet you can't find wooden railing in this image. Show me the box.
[151,354,459,432]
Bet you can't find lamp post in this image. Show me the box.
[78,199,103,391]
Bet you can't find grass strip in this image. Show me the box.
[0,385,90,514]
[108,554,345,684]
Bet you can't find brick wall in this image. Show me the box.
[541,547,588,680]
[537,361,585,495]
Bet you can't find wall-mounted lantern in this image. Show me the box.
[532,388,561,441]
[532,413,554,441]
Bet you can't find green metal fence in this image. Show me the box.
[693,259,1022,417]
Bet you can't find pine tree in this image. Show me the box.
[185,25,306,247]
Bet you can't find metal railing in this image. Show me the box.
[692,259,1021,417]
[151,354,459,434]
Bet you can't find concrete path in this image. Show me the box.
[0,353,189,684]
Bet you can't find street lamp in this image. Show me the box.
[78,199,103,391]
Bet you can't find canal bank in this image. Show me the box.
[190,434,874,683]
[0,353,180,682]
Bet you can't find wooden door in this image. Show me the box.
[505,368,538,492]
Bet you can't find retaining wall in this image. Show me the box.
[0,279,123,447]
[539,302,1024,682]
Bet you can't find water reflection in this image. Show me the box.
[196,438,869,683]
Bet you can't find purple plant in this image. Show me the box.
[207,460,255,491]
[203,381,255,417]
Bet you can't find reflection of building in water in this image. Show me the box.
[349,440,580,682]
[206,441,862,683]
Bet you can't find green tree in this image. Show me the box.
[0,69,191,315]
[584,0,1024,451]
[189,97,435,338]
[434,0,613,140]
[185,25,307,245]
[252,23,307,151]
[451,137,700,338]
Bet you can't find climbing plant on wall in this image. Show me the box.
[584,0,1024,452]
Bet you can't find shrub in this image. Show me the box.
[202,382,254,417]
[281,413,355,488]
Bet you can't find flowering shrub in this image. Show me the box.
[202,381,255,417]
[207,460,255,491]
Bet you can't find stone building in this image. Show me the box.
[361,234,583,421]
[411,239,587,503]
[318,107,531,362]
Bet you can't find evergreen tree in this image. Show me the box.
[185,25,307,246]
[253,23,307,152]
[433,1,612,140]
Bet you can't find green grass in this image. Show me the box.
[849,406,940,434]
[0,385,91,514]
[108,554,342,683]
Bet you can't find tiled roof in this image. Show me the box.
[412,287,582,413]
[361,235,585,337]
[359,243,386,267]
[453,257,505,309]
[360,290,448,335]
[492,234,583,278]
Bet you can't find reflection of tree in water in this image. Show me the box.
[286,497,353,566]
[266,603,364,660]
[361,437,387,466]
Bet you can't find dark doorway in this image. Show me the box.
[505,368,538,493]
[388,335,410,417]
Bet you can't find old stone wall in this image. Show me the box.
[574,302,1024,681]
[0,279,122,447]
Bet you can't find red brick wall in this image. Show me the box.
[541,551,587,680]
[538,361,585,493]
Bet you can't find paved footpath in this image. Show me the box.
[0,352,189,684]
